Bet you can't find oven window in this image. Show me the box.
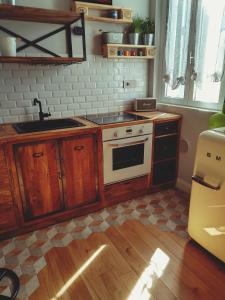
[113,144,144,170]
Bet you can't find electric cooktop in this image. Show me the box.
[83,112,147,125]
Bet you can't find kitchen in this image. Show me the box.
[0,0,225,299]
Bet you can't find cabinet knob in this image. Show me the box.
[32,152,43,158]
[74,145,84,151]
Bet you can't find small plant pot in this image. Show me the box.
[144,33,154,46]
[129,33,140,45]
[0,37,16,56]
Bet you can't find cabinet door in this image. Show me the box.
[61,135,97,209]
[15,141,63,220]
[0,146,17,233]
[154,135,178,162]
[153,159,177,185]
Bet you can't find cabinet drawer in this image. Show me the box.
[155,121,179,137]
[154,135,178,162]
[153,159,177,185]
[105,176,148,202]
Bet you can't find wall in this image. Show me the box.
[158,103,215,193]
[0,0,151,123]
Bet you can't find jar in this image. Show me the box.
[109,10,118,19]
[124,50,130,56]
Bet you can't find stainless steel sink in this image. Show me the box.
[13,118,85,134]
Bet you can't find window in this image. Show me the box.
[158,0,225,110]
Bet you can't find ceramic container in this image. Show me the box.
[0,37,16,56]
[102,32,124,44]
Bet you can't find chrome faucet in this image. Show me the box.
[33,98,51,121]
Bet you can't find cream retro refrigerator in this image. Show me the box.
[188,128,225,263]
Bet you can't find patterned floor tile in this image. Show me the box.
[0,188,190,299]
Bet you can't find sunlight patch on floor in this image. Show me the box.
[50,245,106,299]
[127,248,170,300]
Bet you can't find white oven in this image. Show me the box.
[103,123,153,184]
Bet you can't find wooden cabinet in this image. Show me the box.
[61,135,98,209]
[0,146,17,233]
[152,120,180,186]
[15,141,63,220]
[14,134,99,221]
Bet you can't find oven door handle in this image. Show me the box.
[108,137,149,148]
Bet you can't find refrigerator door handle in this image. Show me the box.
[192,175,220,191]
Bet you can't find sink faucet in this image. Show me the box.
[33,98,51,121]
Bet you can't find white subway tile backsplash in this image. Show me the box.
[1,101,16,108]
[0,85,14,93]
[54,104,67,112]
[15,85,30,92]
[30,84,45,92]
[46,98,60,105]
[67,103,79,110]
[16,100,32,107]
[66,90,79,97]
[60,97,73,104]
[0,55,148,123]
[10,108,25,115]
[79,89,91,96]
[45,84,59,91]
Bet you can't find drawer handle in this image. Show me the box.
[32,152,43,158]
[74,145,84,151]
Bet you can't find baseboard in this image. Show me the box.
[176,178,192,194]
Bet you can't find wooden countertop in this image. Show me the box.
[0,116,98,145]
[128,111,181,122]
[0,111,181,144]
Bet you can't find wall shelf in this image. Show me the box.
[102,44,156,59]
[0,4,81,24]
[0,56,84,64]
[73,1,132,24]
[0,4,87,64]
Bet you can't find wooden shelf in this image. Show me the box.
[0,5,86,64]
[85,15,131,24]
[0,57,84,64]
[73,1,132,24]
[103,44,156,59]
[0,4,81,24]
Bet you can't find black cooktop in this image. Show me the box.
[83,112,147,125]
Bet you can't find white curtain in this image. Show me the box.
[194,0,225,85]
[164,0,192,89]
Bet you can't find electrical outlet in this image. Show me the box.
[123,80,137,88]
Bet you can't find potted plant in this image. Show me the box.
[128,16,144,45]
[142,18,155,46]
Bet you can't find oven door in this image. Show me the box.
[103,134,152,184]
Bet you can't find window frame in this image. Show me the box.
[156,0,225,111]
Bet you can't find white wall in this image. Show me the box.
[158,103,215,193]
[0,0,151,123]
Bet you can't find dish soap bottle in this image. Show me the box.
[208,99,225,129]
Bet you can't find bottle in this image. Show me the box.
[208,99,225,129]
